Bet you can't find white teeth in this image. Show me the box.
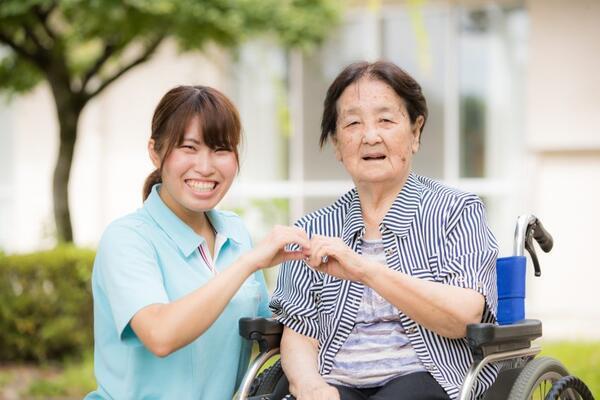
[186,180,216,192]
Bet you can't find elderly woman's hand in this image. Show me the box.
[306,235,377,282]
[295,382,340,400]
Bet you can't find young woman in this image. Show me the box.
[86,85,310,400]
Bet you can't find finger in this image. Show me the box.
[281,228,311,250]
[280,250,306,262]
[310,244,331,268]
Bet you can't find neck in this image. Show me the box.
[356,173,410,238]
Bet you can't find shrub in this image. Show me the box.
[0,246,95,362]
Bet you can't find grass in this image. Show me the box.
[540,341,600,396]
[25,351,96,398]
[0,371,13,389]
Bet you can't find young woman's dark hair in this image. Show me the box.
[143,85,242,200]
[320,60,428,148]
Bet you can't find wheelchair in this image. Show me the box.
[235,215,595,400]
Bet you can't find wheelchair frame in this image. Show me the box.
[236,215,593,400]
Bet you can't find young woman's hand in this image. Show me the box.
[245,225,310,271]
[305,235,376,283]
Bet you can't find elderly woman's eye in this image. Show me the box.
[345,121,360,128]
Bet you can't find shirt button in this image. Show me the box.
[385,248,394,257]
[457,276,465,283]
[425,363,436,371]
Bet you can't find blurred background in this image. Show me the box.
[1,0,599,398]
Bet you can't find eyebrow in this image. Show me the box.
[339,105,400,117]
[181,137,201,144]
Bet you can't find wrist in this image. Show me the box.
[360,259,384,286]
[238,252,260,274]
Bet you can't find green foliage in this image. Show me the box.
[540,341,600,396]
[0,246,95,362]
[0,0,340,95]
[0,53,43,96]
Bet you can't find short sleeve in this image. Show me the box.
[95,223,169,344]
[269,248,319,339]
[440,198,499,321]
[254,270,272,318]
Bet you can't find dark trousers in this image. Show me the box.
[287,372,450,400]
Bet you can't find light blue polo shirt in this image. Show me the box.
[86,184,270,400]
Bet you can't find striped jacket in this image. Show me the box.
[270,173,499,399]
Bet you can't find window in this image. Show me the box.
[231,1,528,256]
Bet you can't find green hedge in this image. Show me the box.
[0,246,95,362]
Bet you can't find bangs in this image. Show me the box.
[156,86,241,163]
[192,89,241,151]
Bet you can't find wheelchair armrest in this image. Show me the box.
[239,317,284,353]
[467,319,542,362]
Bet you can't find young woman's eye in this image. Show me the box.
[214,147,231,153]
[180,145,195,150]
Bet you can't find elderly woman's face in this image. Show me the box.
[333,77,424,187]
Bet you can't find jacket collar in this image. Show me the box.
[342,173,423,242]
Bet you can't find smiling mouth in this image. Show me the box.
[185,179,217,193]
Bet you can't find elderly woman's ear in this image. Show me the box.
[411,115,425,154]
[332,135,343,162]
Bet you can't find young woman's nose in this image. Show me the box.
[193,149,216,175]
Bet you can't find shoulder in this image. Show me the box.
[292,189,356,233]
[416,174,482,212]
[98,210,156,251]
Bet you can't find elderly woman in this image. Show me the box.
[270,61,498,400]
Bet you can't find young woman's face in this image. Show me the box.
[150,116,238,221]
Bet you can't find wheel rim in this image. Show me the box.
[527,370,565,399]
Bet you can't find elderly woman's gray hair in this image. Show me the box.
[319,60,428,148]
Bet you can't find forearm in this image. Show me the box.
[363,262,484,338]
[281,327,327,396]
[132,254,256,356]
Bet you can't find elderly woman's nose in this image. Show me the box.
[362,124,382,144]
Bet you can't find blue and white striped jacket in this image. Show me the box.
[270,173,499,399]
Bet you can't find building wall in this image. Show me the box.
[525,0,600,338]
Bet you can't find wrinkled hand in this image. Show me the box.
[247,225,310,271]
[296,382,340,400]
[305,235,372,283]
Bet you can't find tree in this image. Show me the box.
[0,0,338,243]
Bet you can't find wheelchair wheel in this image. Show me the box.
[248,359,286,396]
[544,375,594,400]
[508,357,569,400]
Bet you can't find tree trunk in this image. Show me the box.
[52,106,80,243]
[47,72,84,243]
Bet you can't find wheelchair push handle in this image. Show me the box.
[513,214,554,277]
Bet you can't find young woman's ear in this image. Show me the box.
[148,139,161,169]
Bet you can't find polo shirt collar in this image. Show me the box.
[145,184,242,257]
[342,173,423,242]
